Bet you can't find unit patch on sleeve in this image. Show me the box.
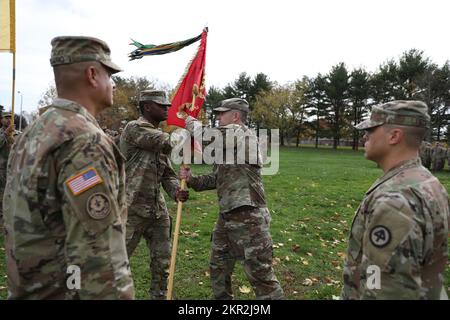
[66,167,103,196]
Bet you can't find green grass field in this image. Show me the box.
[0,146,449,299]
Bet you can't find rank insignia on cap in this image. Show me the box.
[66,167,103,196]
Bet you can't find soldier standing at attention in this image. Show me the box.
[341,100,449,300]
[179,98,285,300]
[119,90,189,300]
[0,111,19,228]
[419,140,432,169]
[432,142,446,171]
[3,36,135,299]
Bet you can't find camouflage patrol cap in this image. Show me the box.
[2,112,12,118]
[139,90,171,106]
[355,100,430,130]
[50,36,122,73]
[214,98,249,113]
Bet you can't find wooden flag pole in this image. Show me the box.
[166,93,196,300]
[10,50,15,129]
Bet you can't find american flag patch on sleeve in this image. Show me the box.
[66,167,103,196]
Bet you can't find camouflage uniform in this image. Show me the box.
[0,121,19,226]
[342,100,449,300]
[431,143,446,171]
[448,147,450,171]
[419,141,432,169]
[119,91,179,300]
[184,98,284,300]
[3,36,134,299]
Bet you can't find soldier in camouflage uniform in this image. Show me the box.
[341,100,449,300]
[179,98,284,300]
[0,111,20,227]
[419,141,432,169]
[3,36,134,299]
[447,147,450,171]
[431,142,446,171]
[119,90,189,300]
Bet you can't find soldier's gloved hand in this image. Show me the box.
[179,166,191,182]
[176,188,189,202]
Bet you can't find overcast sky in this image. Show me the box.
[1,0,450,113]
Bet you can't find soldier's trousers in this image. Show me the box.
[126,209,171,300]
[210,206,284,300]
[0,169,6,228]
[432,159,444,171]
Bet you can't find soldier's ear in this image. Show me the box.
[388,128,403,145]
[85,65,98,87]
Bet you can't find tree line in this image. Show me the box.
[36,48,449,149]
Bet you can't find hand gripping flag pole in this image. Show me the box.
[165,28,207,300]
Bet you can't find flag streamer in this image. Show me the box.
[167,28,208,128]
[128,32,202,61]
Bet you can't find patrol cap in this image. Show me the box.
[139,90,171,106]
[2,112,12,118]
[213,98,249,113]
[355,100,430,130]
[50,36,122,73]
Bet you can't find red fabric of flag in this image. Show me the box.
[167,29,208,128]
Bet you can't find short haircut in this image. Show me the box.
[383,124,427,148]
[233,110,248,124]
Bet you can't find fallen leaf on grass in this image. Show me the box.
[292,244,301,252]
[306,252,313,257]
[337,252,347,260]
[332,295,340,300]
[302,279,313,286]
[331,260,341,267]
[239,286,251,294]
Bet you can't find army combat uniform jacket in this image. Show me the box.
[0,127,19,222]
[342,158,449,299]
[185,121,266,213]
[119,117,179,218]
[3,99,134,299]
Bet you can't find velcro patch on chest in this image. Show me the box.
[66,167,103,196]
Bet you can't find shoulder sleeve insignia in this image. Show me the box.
[86,193,111,220]
[66,167,103,196]
[369,225,391,248]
